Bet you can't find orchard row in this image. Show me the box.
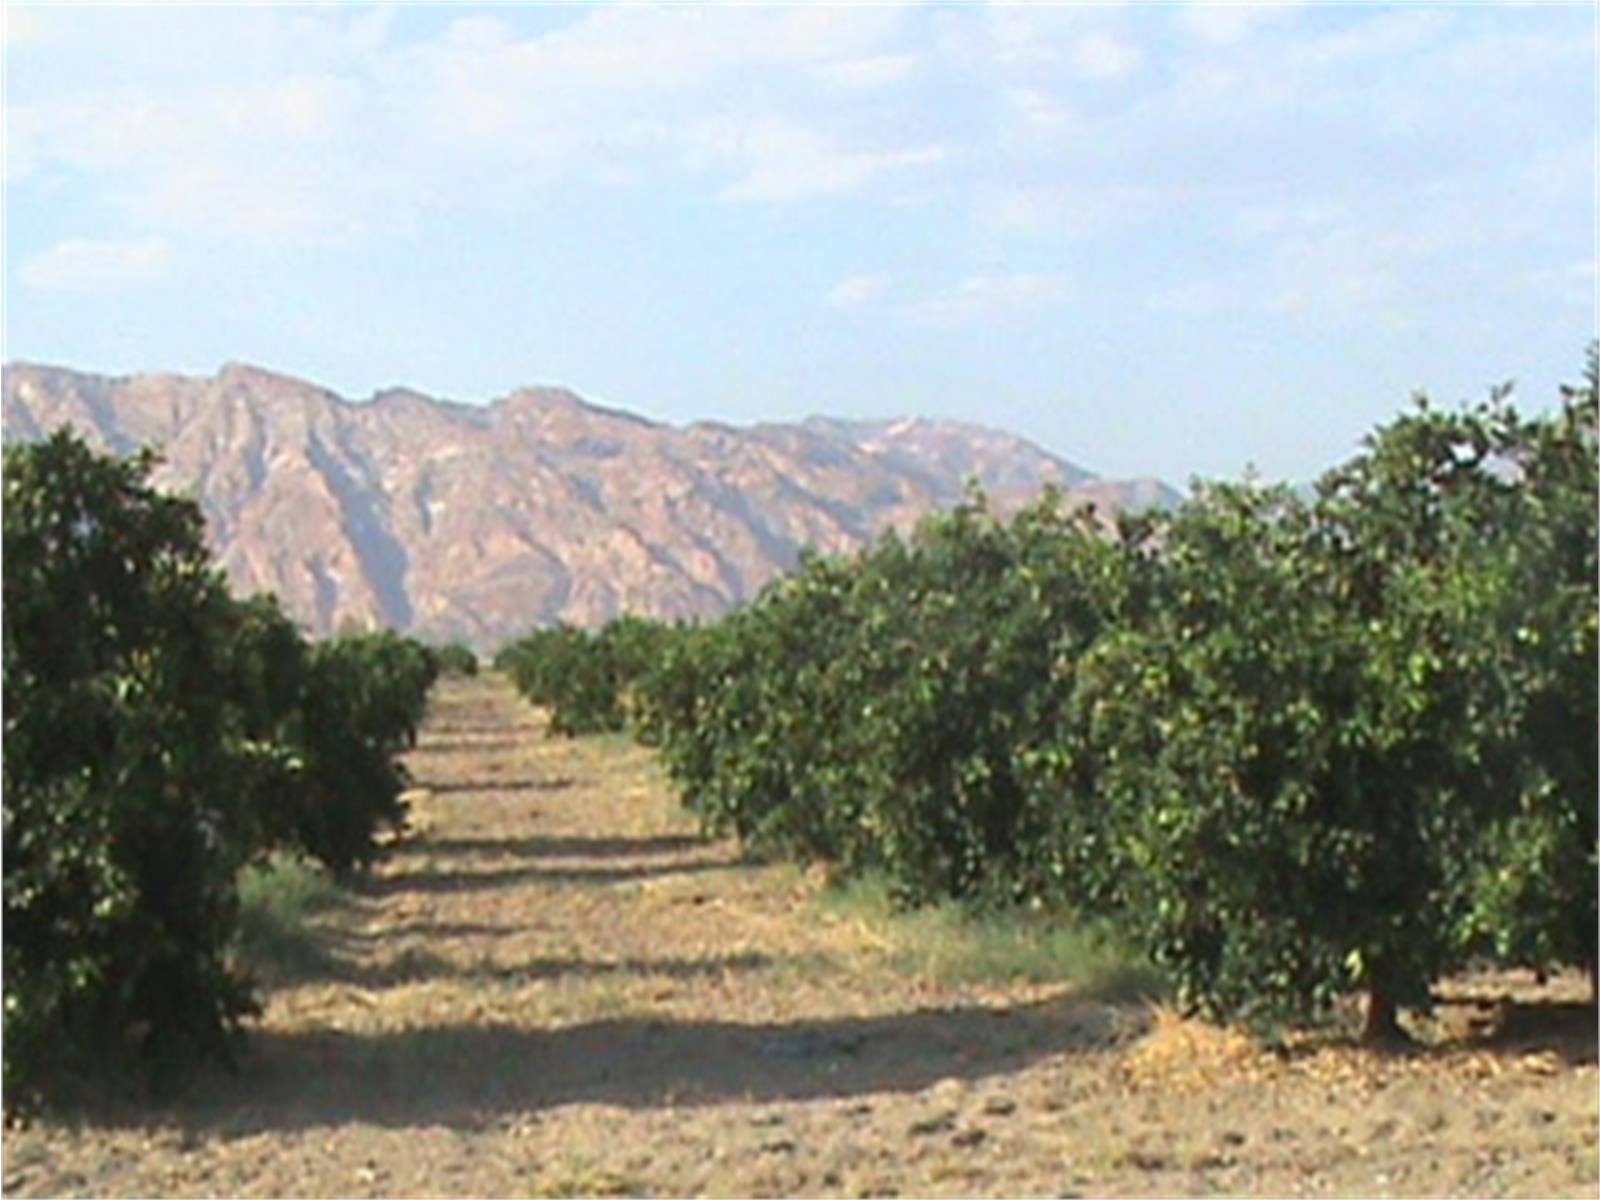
[3,431,473,1110]
[504,354,1597,1041]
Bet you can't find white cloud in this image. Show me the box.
[715,123,948,204]
[976,183,1155,239]
[12,70,359,234]
[5,0,1590,350]
[1068,32,1141,81]
[15,95,186,174]
[1519,259,1599,313]
[1147,278,1238,318]
[825,273,891,311]
[1148,167,1575,329]
[824,54,918,90]
[20,237,171,290]
[1178,4,1302,47]
[423,5,909,98]
[137,163,328,236]
[998,87,1077,144]
[3,5,50,49]
[8,7,933,235]
[238,75,351,140]
[908,272,1070,326]
[969,6,1071,70]
[1297,8,1453,66]
[391,6,939,208]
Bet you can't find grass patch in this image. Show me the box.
[235,852,347,981]
[527,1155,641,1198]
[821,872,1165,1001]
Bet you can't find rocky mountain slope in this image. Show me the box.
[2,362,1177,648]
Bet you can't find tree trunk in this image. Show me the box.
[1362,980,1406,1045]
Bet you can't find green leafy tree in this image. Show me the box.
[1068,390,1572,1039]
[641,490,1146,901]
[286,630,438,875]
[631,353,1596,1037]
[1306,397,1525,1037]
[501,623,626,734]
[1065,482,1373,1030]
[4,433,454,1109]
[432,642,479,677]
[3,433,261,1105]
[845,491,1139,905]
[1460,352,1598,989]
[640,552,871,864]
[501,616,680,737]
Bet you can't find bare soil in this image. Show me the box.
[5,673,1596,1198]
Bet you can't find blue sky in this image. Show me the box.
[4,3,1595,485]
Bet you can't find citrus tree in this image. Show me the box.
[1459,354,1598,990]
[3,433,262,1104]
[642,550,875,865]
[4,433,450,1107]
[1066,388,1580,1039]
[843,492,1142,905]
[1063,482,1375,1030]
[287,630,439,875]
[500,623,626,734]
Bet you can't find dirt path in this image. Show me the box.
[6,673,1597,1198]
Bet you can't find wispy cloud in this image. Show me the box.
[1177,3,1303,48]
[825,273,891,311]
[823,54,917,91]
[908,272,1070,327]
[13,71,362,233]
[4,2,1590,489]
[715,125,947,204]
[6,5,934,232]
[2,5,50,49]
[21,237,171,290]
[7,3,1590,339]
[1067,31,1142,81]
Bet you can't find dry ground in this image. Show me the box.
[5,673,1597,1198]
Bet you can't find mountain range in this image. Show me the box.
[2,362,1178,649]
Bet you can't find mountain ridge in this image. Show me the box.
[2,360,1179,649]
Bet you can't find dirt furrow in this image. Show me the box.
[5,673,1595,1198]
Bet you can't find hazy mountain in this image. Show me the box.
[2,361,1179,649]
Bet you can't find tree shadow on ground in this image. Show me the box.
[1474,1000,1597,1067]
[417,778,575,795]
[1418,973,1598,1067]
[82,994,1145,1136]
[424,722,533,736]
[260,946,778,990]
[348,919,510,940]
[1273,993,1598,1071]
[419,833,708,858]
[358,857,738,898]
[407,737,530,756]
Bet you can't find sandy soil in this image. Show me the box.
[5,672,1596,1198]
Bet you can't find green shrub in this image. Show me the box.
[2,433,262,1107]
[501,616,680,736]
[284,630,438,875]
[842,492,1141,906]
[640,491,1145,902]
[1033,380,1597,1035]
[1456,353,1598,988]
[638,350,1598,1039]
[822,874,1163,999]
[234,853,345,980]
[638,551,876,866]
[3,434,449,1109]
[433,642,479,677]
[500,624,622,734]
